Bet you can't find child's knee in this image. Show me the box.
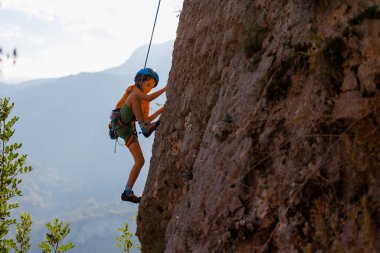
[136,157,145,167]
[125,93,140,108]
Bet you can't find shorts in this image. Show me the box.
[115,104,138,146]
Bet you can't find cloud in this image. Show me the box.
[0,25,23,40]
[3,0,151,36]
[1,0,183,82]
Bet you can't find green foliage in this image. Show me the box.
[13,212,32,253]
[116,223,134,253]
[38,218,75,253]
[0,98,73,253]
[349,5,380,26]
[0,98,33,251]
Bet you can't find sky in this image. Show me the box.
[0,0,183,83]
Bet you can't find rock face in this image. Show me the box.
[137,0,380,252]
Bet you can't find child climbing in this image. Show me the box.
[112,68,167,203]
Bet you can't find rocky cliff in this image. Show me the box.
[137,0,380,252]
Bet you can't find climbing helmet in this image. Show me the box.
[134,68,159,88]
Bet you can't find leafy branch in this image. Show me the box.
[116,222,138,253]
[0,97,32,250]
[38,218,75,253]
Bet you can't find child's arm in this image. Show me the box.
[145,107,164,123]
[132,86,167,102]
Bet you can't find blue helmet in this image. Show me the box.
[134,68,159,87]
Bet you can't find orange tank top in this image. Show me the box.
[115,85,150,120]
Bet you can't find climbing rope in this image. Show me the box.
[143,0,162,70]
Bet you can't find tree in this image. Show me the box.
[116,222,135,253]
[38,218,75,253]
[1,98,74,253]
[0,97,32,251]
[14,212,32,253]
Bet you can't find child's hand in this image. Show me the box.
[163,85,168,92]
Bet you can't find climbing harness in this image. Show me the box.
[109,108,137,153]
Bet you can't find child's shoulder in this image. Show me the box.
[126,84,137,93]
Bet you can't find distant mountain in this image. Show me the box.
[3,41,173,253]
[105,40,173,82]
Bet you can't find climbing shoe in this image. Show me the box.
[121,190,141,204]
[142,120,160,138]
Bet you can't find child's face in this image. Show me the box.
[141,78,155,94]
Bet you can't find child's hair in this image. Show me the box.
[135,74,154,89]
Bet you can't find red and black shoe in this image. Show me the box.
[142,120,161,138]
[121,190,141,204]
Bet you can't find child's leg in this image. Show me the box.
[125,93,144,122]
[126,141,145,189]
[125,93,154,136]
